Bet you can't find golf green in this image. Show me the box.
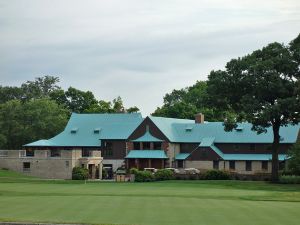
[0,170,299,225]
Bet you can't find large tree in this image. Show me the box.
[207,34,300,182]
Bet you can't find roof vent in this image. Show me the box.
[94,128,101,134]
[235,126,243,132]
[70,128,78,134]
[185,125,193,132]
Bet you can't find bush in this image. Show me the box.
[287,143,300,175]
[203,170,230,180]
[72,167,89,180]
[135,170,154,182]
[154,169,174,181]
[130,168,139,175]
[279,175,300,184]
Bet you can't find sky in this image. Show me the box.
[1,0,300,115]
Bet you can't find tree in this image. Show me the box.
[0,99,68,149]
[207,34,300,182]
[0,86,23,104]
[287,143,300,175]
[112,96,125,113]
[21,76,61,100]
[64,87,98,113]
[153,81,230,121]
[127,106,140,113]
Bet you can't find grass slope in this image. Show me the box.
[0,169,300,225]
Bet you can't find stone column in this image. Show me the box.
[99,161,103,180]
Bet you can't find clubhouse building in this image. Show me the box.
[0,113,299,179]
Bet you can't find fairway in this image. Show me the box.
[0,171,300,225]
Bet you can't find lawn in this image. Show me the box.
[0,169,300,225]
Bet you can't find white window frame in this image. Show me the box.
[19,150,26,158]
[0,150,8,157]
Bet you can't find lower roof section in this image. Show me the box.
[125,150,168,159]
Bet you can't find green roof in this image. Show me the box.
[125,150,168,159]
[199,137,215,147]
[24,113,143,147]
[131,130,163,142]
[149,116,300,143]
[175,153,190,160]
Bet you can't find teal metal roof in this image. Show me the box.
[222,154,287,161]
[25,113,143,147]
[175,153,190,160]
[209,145,287,161]
[125,150,168,159]
[131,131,163,142]
[149,116,299,144]
[199,137,215,147]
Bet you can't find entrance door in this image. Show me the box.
[103,164,113,179]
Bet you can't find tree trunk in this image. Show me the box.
[271,122,280,183]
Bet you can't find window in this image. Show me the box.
[102,142,113,157]
[50,149,61,157]
[142,142,150,149]
[153,142,161,150]
[26,149,35,157]
[262,161,268,171]
[213,161,219,170]
[19,150,26,158]
[82,149,92,157]
[246,161,252,171]
[0,150,8,157]
[279,161,286,170]
[177,160,184,168]
[234,144,239,151]
[229,161,235,170]
[65,161,69,167]
[23,162,30,172]
[250,144,256,151]
[133,142,140,150]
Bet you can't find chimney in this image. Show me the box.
[195,113,204,124]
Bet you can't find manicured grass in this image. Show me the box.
[0,169,300,225]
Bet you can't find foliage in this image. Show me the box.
[129,168,139,175]
[0,99,68,149]
[0,76,140,149]
[72,167,89,180]
[287,143,300,175]
[134,170,155,182]
[154,169,174,181]
[202,170,230,180]
[279,175,300,184]
[152,81,231,121]
[207,34,300,182]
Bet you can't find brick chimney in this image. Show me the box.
[195,113,204,124]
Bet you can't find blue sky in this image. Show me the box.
[1,0,300,115]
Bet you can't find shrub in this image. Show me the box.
[154,169,174,181]
[287,143,300,175]
[135,170,154,182]
[279,175,300,184]
[72,167,89,180]
[130,168,139,175]
[203,169,230,180]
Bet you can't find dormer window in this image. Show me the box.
[235,126,243,132]
[71,128,78,134]
[94,128,101,134]
[185,126,193,132]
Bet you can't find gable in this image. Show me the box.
[128,117,169,142]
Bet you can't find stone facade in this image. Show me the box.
[185,160,272,174]
[0,149,103,179]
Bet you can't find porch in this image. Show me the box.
[125,150,168,170]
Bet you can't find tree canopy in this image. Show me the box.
[207,34,300,182]
[0,76,140,149]
[152,81,230,121]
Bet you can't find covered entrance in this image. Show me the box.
[125,150,168,170]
